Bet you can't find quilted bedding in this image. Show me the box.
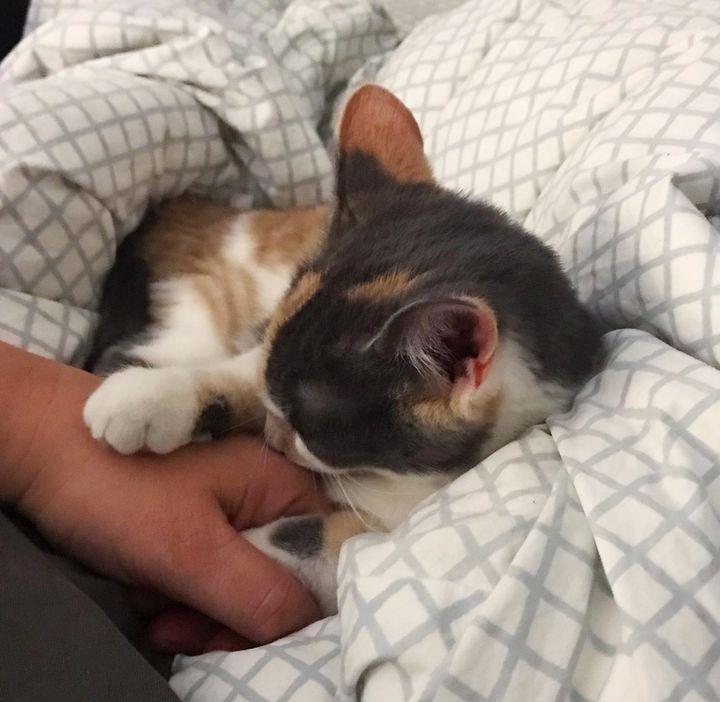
[2,0,720,700]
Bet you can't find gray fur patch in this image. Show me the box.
[271,515,324,559]
[195,397,232,439]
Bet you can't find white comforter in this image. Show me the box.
[1,1,719,700]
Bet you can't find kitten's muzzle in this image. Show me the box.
[264,413,347,475]
[264,413,312,469]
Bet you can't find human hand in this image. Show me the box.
[0,343,328,651]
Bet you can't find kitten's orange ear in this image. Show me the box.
[333,86,434,227]
[337,85,433,184]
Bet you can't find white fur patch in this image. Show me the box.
[253,263,294,318]
[479,336,572,455]
[324,470,451,531]
[85,346,264,454]
[134,278,228,367]
[277,430,453,530]
[83,366,199,454]
[212,345,263,384]
[223,214,255,264]
[242,521,339,615]
[222,216,294,320]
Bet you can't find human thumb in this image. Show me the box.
[160,508,321,644]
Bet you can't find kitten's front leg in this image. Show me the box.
[83,347,265,454]
[242,511,371,615]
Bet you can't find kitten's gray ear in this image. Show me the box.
[371,298,498,392]
[334,85,434,225]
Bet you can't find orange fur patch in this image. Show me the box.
[322,510,375,558]
[196,368,265,435]
[248,206,330,267]
[412,390,502,429]
[191,268,257,353]
[346,270,419,302]
[338,85,432,184]
[142,197,235,279]
[143,198,262,352]
[265,270,322,344]
[143,199,329,353]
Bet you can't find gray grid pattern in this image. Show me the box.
[189,330,718,702]
[174,0,720,699]
[22,0,90,35]
[3,0,720,699]
[525,28,720,367]
[174,617,341,702]
[380,0,467,38]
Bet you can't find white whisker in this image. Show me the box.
[331,474,371,529]
[340,474,393,495]
[260,438,269,473]
[214,413,266,437]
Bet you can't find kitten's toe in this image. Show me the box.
[101,415,149,455]
[83,367,199,455]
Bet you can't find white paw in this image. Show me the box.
[83,366,200,455]
[241,520,339,616]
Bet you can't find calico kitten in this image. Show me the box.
[84,85,602,614]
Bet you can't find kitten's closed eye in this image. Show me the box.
[265,411,336,474]
[289,434,340,474]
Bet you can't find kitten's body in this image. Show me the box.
[86,199,329,374]
[85,86,602,614]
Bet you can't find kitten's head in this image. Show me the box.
[261,85,508,476]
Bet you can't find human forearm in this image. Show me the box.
[0,340,327,646]
[0,341,99,504]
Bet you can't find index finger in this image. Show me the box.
[182,435,330,527]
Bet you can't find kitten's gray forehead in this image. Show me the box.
[296,380,351,418]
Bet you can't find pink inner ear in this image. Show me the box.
[464,302,498,388]
[384,298,498,393]
[337,84,433,184]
